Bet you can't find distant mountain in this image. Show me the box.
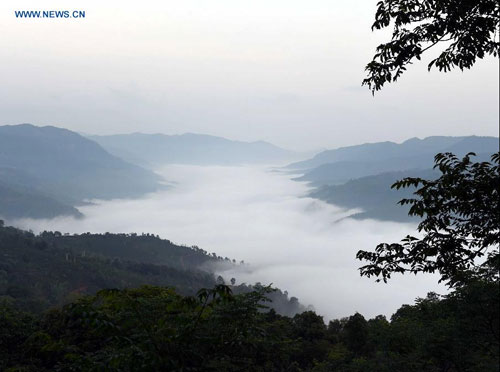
[288,136,499,171]
[88,133,298,167]
[0,167,82,219]
[0,181,82,220]
[295,160,398,186]
[293,136,498,185]
[310,169,440,222]
[295,153,490,186]
[0,124,165,219]
[299,136,498,222]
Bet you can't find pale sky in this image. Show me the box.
[1,0,498,151]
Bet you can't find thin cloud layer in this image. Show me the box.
[13,165,444,320]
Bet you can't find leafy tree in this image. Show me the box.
[0,301,36,371]
[1,282,498,371]
[343,313,369,354]
[357,152,499,286]
[363,0,500,92]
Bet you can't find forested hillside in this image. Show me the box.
[1,281,497,371]
[0,223,304,316]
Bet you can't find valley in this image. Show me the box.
[10,162,443,319]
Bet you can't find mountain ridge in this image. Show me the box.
[88,132,299,167]
[310,168,440,222]
[288,135,498,170]
[0,124,165,220]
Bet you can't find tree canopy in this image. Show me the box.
[1,282,498,371]
[363,0,500,92]
[357,152,500,286]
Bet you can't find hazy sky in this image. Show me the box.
[1,0,498,151]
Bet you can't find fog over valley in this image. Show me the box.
[2,125,494,319]
[1,0,498,367]
[11,163,444,319]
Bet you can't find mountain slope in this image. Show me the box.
[0,167,82,220]
[310,169,440,222]
[0,224,218,312]
[0,224,304,316]
[89,132,297,167]
[0,124,165,210]
[294,136,498,185]
[288,136,498,171]
[0,182,82,220]
[294,152,474,186]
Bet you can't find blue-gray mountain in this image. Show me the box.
[0,124,164,220]
[0,182,82,220]
[88,132,298,168]
[290,136,498,176]
[310,169,440,222]
[293,136,498,222]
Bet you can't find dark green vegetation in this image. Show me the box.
[0,224,213,313]
[0,124,164,220]
[89,132,297,168]
[357,152,500,287]
[363,0,500,92]
[291,136,498,222]
[0,223,303,316]
[1,281,498,371]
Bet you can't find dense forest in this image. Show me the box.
[0,222,304,316]
[1,280,498,371]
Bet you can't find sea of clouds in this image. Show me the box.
[13,165,444,320]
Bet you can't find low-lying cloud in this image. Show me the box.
[13,165,444,320]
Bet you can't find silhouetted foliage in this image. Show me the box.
[0,281,498,371]
[357,152,500,286]
[0,224,304,317]
[363,0,500,92]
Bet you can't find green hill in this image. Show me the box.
[0,223,303,316]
